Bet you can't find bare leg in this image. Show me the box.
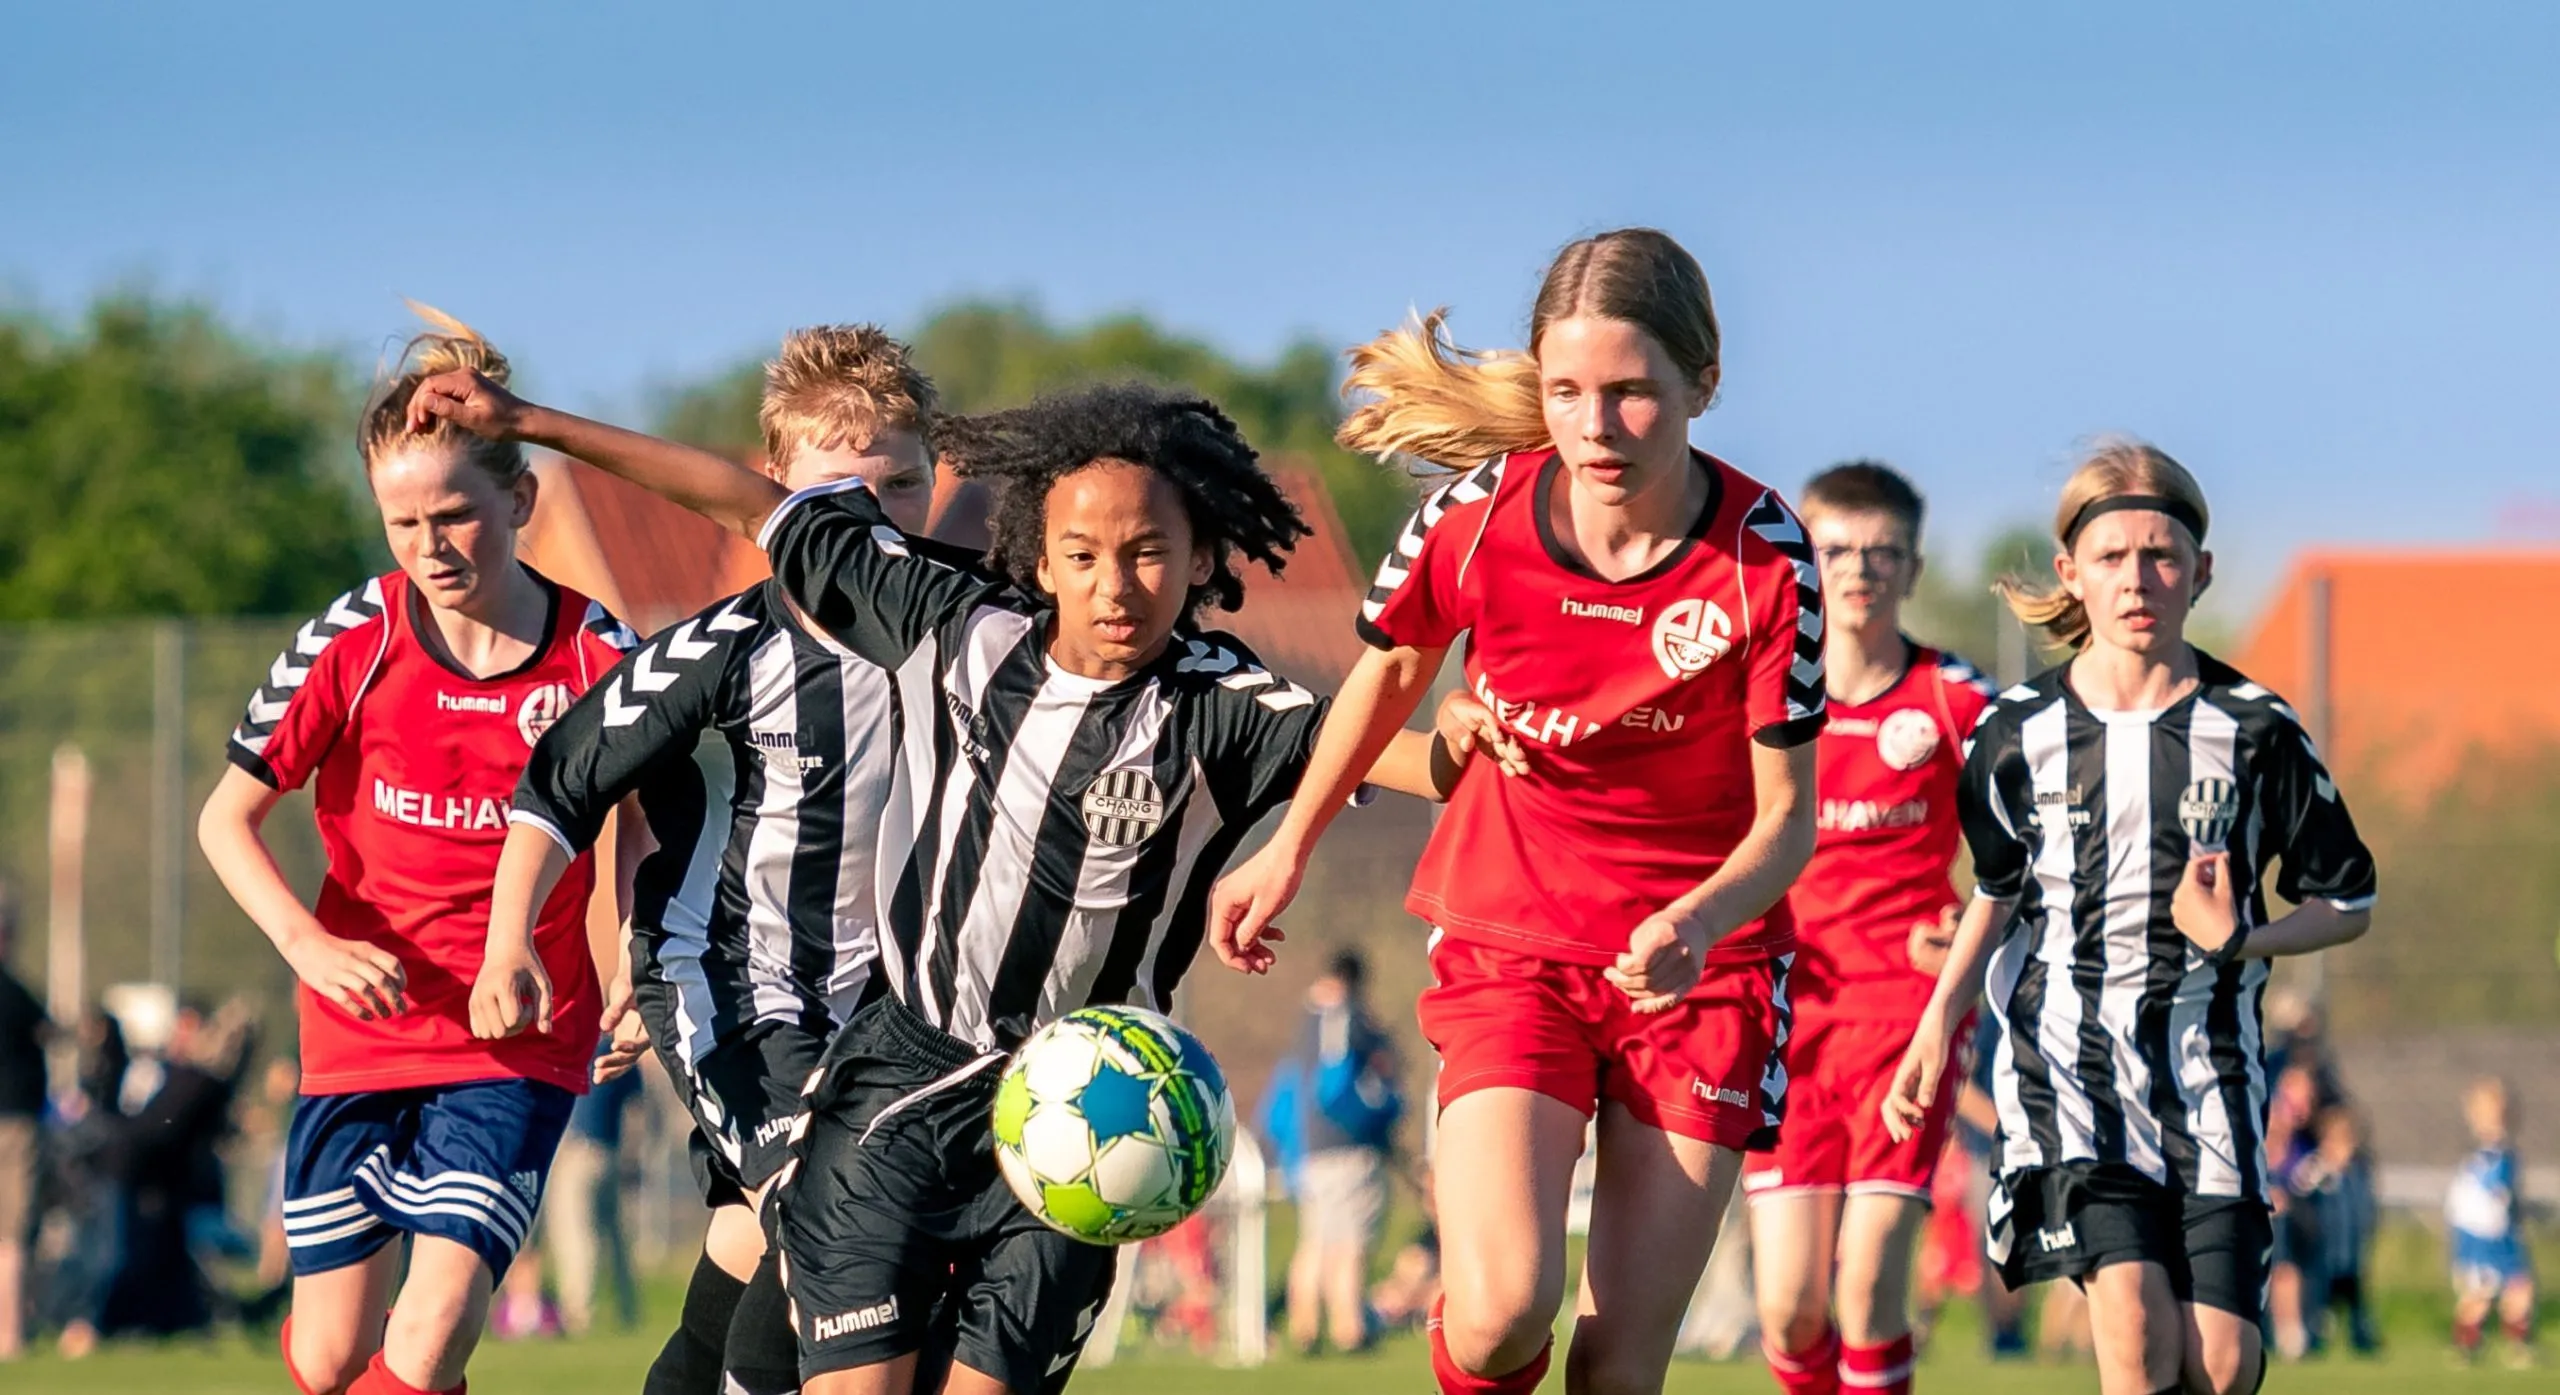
[1434,1088,1590,1377]
[2182,1301,2264,1395]
[1748,1190,1842,1356]
[286,1246,402,1394]
[1833,1193,1929,1347]
[2081,1261,2182,1395]
[1568,1100,1741,1395]
[380,1236,495,1391]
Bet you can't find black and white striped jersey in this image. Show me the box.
[512,579,939,1064]
[1958,653,2377,1201]
[760,477,1338,1052]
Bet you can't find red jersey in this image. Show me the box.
[1786,644,1992,1018]
[227,571,638,1095]
[1360,449,1826,966]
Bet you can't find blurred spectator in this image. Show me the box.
[2448,1077,2536,1368]
[0,890,52,1361]
[543,1043,642,1335]
[1268,949,1399,1356]
[1368,1162,1440,1335]
[490,1240,564,1340]
[40,1008,127,1357]
[2260,991,2345,1112]
[2291,1106,2378,1355]
[95,995,254,1339]
[2265,1062,2323,1357]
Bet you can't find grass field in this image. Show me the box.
[8,1296,2558,1394]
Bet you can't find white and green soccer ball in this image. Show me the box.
[991,1005,1236,1244]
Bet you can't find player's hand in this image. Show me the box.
[469,939,553,1039]
[593,970,650,1083]
[1908,904,1958,978]
[1881,1009,1950,1144]
[408,368,533,441]
[282,931,408,1022]
[2171,852,2239,952]
[1207,841,1302,975]
[1606,910,1706,1014]
[1435,688,1526,777]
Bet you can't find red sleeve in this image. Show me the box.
[573,598,640,689]
[1355,456,1506,651]
[1935,650,1995,738]
[226,580,390,791]
[1738,489,1826,748]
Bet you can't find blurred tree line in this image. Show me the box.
[0,295,377,621]
[656,300,1419,565]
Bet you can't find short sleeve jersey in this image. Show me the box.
[227,571,638,1095]
[1359,448,1826,965]
[1787,645,1993,1017]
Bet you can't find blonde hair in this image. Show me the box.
[1995,436,2211,650]
[759,324,938,472]
[360,301,523,484]
[1336,228,1720,472]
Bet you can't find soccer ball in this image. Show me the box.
[990,1005,1236,1244]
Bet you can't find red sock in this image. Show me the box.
[347,1352,465,1395]
[2456,1314,2485,1352]
[1763,1325,1841,1395]
[2504,1310,2534,1344]
[1427,1295,1554,1395]
[1840,1334,1915,1393]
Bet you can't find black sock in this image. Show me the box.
[723,1249,802,1395]
[643,1251,749,1395]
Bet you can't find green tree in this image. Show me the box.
[653,301,1417,564]
[0,294,375,621]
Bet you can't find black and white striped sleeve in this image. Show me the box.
[1181,637,1331,823]
[1958,701,2032,901]
[758,477,1001,669]
[2260,716,2377,913]
[513,595,748,855]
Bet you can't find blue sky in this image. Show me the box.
[7,3,2557,612]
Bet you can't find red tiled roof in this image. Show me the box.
[2234,548,2560,798]
[520,451,1377,687]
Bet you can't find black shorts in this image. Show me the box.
[634,970,829,1207]
[772,996,1117,1390]
[1989,1163,2273,1320]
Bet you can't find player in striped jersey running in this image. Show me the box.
[477,327,986,1395]
[407,371,1460,1395]
[198,309,638,1395]
[1881,440,2378,1395]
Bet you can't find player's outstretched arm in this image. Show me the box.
[199,765,408,1022]
[1881,890,2014,1142]
[1208,643,1442,973]
[472,821,574,1040]
[408,369,786,540]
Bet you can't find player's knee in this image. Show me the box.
[1567,1340,1672,1395]
[287,1329,372,1395]
[1438,1294,1554,1374]
[1758,1300,1832,1355]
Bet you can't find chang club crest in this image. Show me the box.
[1651,598,1734,681]
[1081,768,1165,848]
[2178,778,2239,852]
[1876,708,1941,771]
[517,682,576,746]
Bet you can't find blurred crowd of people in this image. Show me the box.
[0,893,657,1362]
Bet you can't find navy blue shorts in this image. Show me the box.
[280,1078,576,1279]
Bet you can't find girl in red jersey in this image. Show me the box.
[1742,463,1991,1395]
[1210,228,1824,1395]
[199,308,637,1395]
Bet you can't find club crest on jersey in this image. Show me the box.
[1651,598,1733,681]
[1876,708,1941,771]
[516,682,576,746]
[1081,768,1164,848]
[2179,778,2239,851]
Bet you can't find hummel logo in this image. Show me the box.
[754,1116,798,1148]
[814,1297,900,1341]
[2035,1223,2076,1254]
[1690,1081,1751,1108]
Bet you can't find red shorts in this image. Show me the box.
[1417,932,1791,1149]
[1742,1008,1961,1202]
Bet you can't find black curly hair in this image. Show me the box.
[936,382,1310,619]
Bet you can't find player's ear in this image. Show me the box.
[1688,362,1721,420]
[509,469,539,531]
[2053,545,2082,600]
[1188,544,1213,588]
[2192,548,2215,602]
[1035,546,1056,598]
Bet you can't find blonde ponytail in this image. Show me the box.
[359,301,526,485]
[1996,436,2211,650]
[1335,310,1547,472]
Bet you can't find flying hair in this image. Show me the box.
[936,382,1308,619]
[1337,227,1721,473]
[1995,436,2211,650]
[360,300,525,485]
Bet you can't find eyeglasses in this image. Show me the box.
[1814,544,1913,570]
